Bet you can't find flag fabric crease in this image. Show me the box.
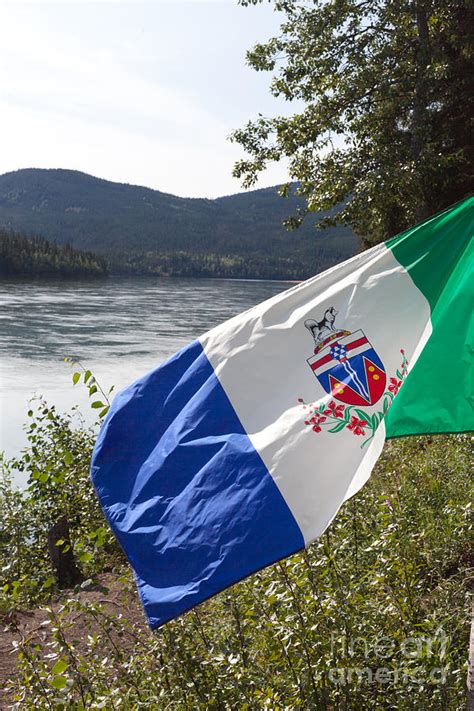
[91,197,473,629]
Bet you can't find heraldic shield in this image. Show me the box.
[307,329,387,407]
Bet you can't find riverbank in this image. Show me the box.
[0,571,146,708]
[1,403,471,707]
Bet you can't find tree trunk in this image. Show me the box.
[47,517,83,588]
[411,1,431,221]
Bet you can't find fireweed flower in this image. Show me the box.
[347,416,368,436]
[388,377,402,395]
[305,414,326,433]
[324,400,345,418]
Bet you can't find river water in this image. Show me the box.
[0,277,292,482]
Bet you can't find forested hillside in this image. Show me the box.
[0,229,107,278]
[0,169,357,278]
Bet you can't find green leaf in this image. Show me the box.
[84,369,92,383]
[328,421,347,433]
[99,406,109,418]
[89,384,98,396]
[355,409,369,423]
[91,401,105,409]
[64,451,72,466]
[78,552,93,563]
[51,659,68,675]
[72,372,81,385]
[49,675,68,689]
[343,405,353,422]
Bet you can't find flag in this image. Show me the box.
[91,197,473,629]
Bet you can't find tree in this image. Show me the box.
[232,0,473,244]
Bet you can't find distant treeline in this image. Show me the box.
[0,231,353,280]
[108,245,351,280]
[0,224,356,281]
[0,229,108,278]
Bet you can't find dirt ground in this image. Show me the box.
[0,573,150,709]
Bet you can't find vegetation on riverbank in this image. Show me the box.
[107,245,352,280]
[0,229,354,281]
[1,374,471,708]
[0,230,107,278]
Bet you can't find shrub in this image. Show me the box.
[1,385,471,708]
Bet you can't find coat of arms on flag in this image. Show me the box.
[305,308,386,407]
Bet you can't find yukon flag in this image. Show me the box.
[91,197,473,629]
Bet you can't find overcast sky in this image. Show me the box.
[0,1,296,198]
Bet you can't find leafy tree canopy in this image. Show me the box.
[232,0,473,244]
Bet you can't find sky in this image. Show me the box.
[0,1,296,198]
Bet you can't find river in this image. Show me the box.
[0,277,292,483]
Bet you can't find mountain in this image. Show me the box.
[0,169,358,279]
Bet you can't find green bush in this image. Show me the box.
[1,386,472,708]
[1,398,117,609]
